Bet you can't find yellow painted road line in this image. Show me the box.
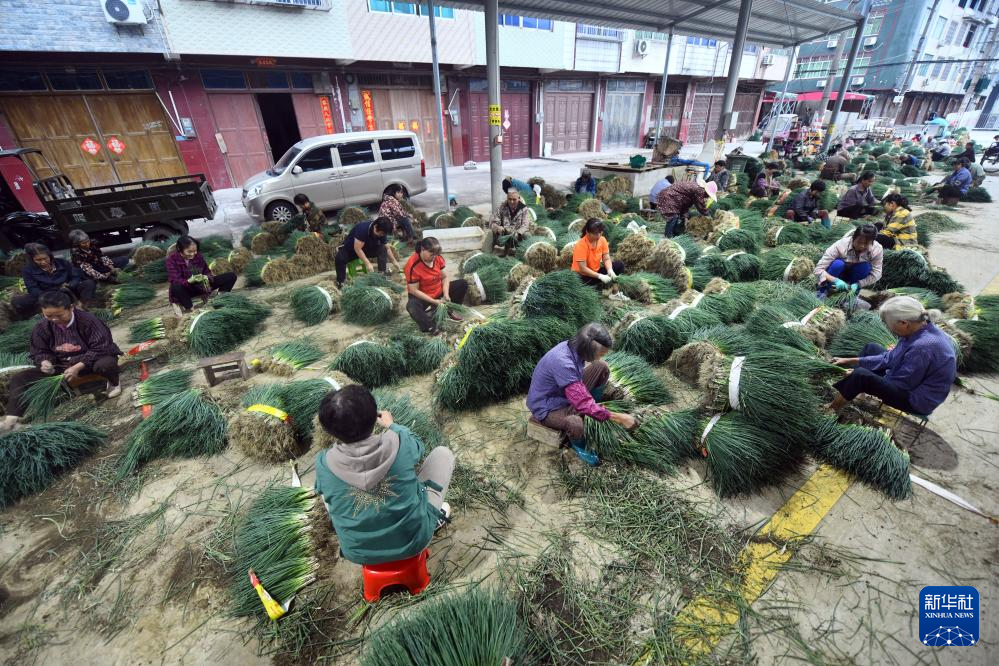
[633,464,853,665]
[981,269,999,296]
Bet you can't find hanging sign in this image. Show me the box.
[319,96,335,134]
[410,120,420,132]
[106,136,126,155]
[80,137,101,156]
[488,104,501,126]
[360,90,376,131]
[397,121,406,131]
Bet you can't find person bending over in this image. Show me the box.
[314,385,454,565]
[287,193,330,234]
[572,219,624,289]
[656,178,717,238]
[12,243,96,317]
[405,236,467,334]
[836,171,877,219]
[378,184,416,243]
[785,180,829,227]
[334,216,401,288]
[1,290,122,433]
[815,224,883,298]
[648,174,675,209]
[877,194,917,249]
[69,229,127,284]
[828,296,956,415]
[527,322,636,466]
[166,235,237,314]
[487,188,534,256]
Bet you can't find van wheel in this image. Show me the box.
[265,200,296,223]
[143,225,180,242]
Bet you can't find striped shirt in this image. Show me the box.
[30,309,121,367]
[656,181,709,217]
[882,208,918,247]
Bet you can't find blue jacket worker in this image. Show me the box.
[12,243,96,317]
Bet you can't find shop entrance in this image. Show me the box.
[256,93,301,163]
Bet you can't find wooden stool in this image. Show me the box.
[361,548,430,603]
[527,417,564,448]
[197,351,250,387]
[65,374,108,397]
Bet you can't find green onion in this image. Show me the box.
[814,418,912,500]
[329,340,405,388]
[0,422,106,507]
[135,369,193,406]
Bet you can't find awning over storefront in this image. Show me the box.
[795,91,871,102]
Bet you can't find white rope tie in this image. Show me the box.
[324,377,341,390]
[315,286,334,312]
[189,311,207,334]
[700,413,722,445]
[669,303,690,320]
[374,287,393,305]
[728,356,745,410]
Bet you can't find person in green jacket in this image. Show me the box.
[314,385,454,565]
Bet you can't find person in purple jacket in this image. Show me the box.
[827,296,956,415]
[1,290,122,433]
[165,235,237,314]
[527,322,637,466]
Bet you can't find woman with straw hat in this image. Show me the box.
[654,177,717,238]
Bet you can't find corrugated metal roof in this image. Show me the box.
[440,0,862,47]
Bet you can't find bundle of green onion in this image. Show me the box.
[128,317,167,343]
[814,418,912,500]
[702,412,804,497]
[115,389,227,479]
[604,351,672,406]
[110,282,157,314]
[826,311,896,358]
[517,270,603,328]
[187,295,271,358]
[0,319,37,356]
[230,379,333,462]
[359,586,526,666]
[229,485,319,618]
[390,332,449,376]
[289,282,341,326]
[22,375,71,421]
[614,272,678,304]
[329,340,405,388]
[135,369,193,407]
[373,389,443,448]
[263,340,325,376]
[0,422,106,507]
[341,284,400,326]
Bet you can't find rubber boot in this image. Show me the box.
[569,439,599,466]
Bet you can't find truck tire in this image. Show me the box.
[143,225,181,243]
[265,200,296,223]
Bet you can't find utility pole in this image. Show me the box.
[897,0,943,121]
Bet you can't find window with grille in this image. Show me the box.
[498,15,551,29]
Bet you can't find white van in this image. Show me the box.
[241,130,427,223]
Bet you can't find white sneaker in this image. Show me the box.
[171,303,184,316]
[106,384,122,399]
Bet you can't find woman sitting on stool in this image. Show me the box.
[1,290,122,433]
[828,296,956,415]
[69,229,128,284]
[572,219,624,289]
[404,237,467,334]
[165,235,237,315]
[527,322,636,466]
[814,224,883,298]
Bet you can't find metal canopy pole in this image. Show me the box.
[821,10,869,153]
[767,44,798,153]
[714,0,754,141]
[485,0,503,208]
[654,27,675,141]
[427,0,450,210]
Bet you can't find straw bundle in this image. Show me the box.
[131,245,166,268]
[701,412,803,497]
[341,284,400,326]
[290,281,341,326]
[227,247,253,274]
[760,247,816,282]
[0,422,106,507]
[359,587,525,666]
[814,418,912,500]
[508,262,544,290]
[517,236,560,273]
[517,270,603,328]
[576,198,606,220]
[329,340,405,388]
[115,389,227,479]
[434,317,575,410]
[338,206,369,228]
[826,311,896,357]
[134,369,193,407]
[229,486,319,619]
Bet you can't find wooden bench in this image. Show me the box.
[197,351,250,387]
[527,417,564,448]
[65,373,110,398]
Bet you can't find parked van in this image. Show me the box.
[241,130,427,223]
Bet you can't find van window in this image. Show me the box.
[379,137,416,161]
[337,141,376,166]
[297,146,334,172]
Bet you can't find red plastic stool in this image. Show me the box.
[361,548,430,603]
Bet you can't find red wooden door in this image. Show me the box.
[544,93,593,154]
[293,93,331,140]
[468,92,530,162]
[207,94,270,188]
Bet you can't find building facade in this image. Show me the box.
[1,0,791,192]
[782,0,999,127]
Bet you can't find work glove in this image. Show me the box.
[849,283,860,294]
[598,273,612,285]
[832,278,848,291]
[607,269,617,281]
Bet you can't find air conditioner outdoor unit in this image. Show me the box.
[852,76,865,85]
[761,54,775,65]
[827,39,838,48]
[864,36,877,46]
[634,39,650,57]
[816,80,827,88]
[100,0,147,25]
